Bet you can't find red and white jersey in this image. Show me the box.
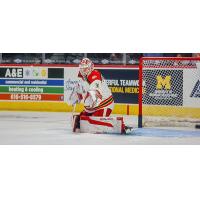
[77,69,114,113]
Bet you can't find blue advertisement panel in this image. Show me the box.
[0,79,64,86]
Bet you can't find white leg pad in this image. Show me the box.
[80,116,124,134]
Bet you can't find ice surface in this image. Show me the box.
[0,111,200,145]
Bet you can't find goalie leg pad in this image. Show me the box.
[80,116,126,134]
[72,111,91,133]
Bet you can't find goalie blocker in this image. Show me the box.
[72,115,132,134]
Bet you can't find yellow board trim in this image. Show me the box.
[0,101,199,118]
[0,101,136,114]
[142,105,200,118]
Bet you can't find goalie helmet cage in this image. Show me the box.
[138,57,200,128]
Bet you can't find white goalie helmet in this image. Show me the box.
[79,58,94,77]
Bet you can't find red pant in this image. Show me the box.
[80,108,112,117]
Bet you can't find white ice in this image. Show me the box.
[0,111,200,145]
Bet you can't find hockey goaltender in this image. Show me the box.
[68,58,131,134]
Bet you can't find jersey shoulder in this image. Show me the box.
[87,70,102,84]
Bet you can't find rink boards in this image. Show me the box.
[0,101,137,115]
[0,101,200,118]
[0,64,200,118]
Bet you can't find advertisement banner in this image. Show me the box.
[190,80,200,98]
[0,93,64,101]
[184,67,200,108]
[0,64,199,113]
[64,67,139,104]
[48,68,64,78]
[64,67,79,102]
[143,69,183,106]
[0,79,64,86]
[23,67,48,79]
[0,86,64,94]
[0,66,65,102]
[0,67,23,78]
[99,69,139,104]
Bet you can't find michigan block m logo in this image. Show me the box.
[156,75,171,90]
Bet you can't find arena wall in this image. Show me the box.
[0,64,199,118]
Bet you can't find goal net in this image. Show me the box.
[138,57,200,129]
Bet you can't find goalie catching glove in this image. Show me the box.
[68,83,84,106]
[68,84,102,108]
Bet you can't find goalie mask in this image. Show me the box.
[79,58,94,77]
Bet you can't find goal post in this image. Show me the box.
[138,57,200,128]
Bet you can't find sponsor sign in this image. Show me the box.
[183,67,200,107]
[64,68,140,104]
[48,68,64,78]
[24,67,48,79]
[64,67,79,102]
[0,68,23,78]
[0,86,64,94]
[0,79,64,86]
[143,70,183,106]
[190,80,200,98]
[99,69,139,104]
[0,66,65,102]
[0,93,64,101]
